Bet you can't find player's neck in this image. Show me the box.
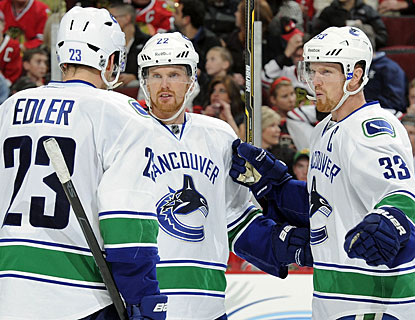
[331,92,366,121]
[62,68,104,89]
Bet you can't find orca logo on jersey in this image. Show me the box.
[363,118,395,138]
[309,176,333,245]
[156,174,209,242]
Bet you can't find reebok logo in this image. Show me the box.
[153,302,168,312]
[375,209,406,236]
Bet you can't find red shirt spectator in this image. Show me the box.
[0,10,21,85]
[0,0,50,50]
[132,0,173,35]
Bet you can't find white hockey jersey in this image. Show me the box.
[308,101,415,319]
[0,81,157,320]
[149,113,257,320]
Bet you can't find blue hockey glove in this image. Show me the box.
[344,208,410,267]
[127,295,168,320]
[272,222,313,267]
[229,139,291,199]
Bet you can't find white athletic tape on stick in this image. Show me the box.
[43,138,71,184]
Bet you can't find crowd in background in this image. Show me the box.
[1,0,414,270]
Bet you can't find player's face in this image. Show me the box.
[210,83,230,104]
[147,65,191,118]
[270,85,296,113]
[310,62,345,113]
[293,158,309,182]
[205,50,227,77]
[262,120,281,148]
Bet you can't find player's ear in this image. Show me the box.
[106,54,115,71]
[347,66,364,91]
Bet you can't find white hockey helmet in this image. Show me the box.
[56,6,126,89]
[137,32,199,121]
[298,26,373,111]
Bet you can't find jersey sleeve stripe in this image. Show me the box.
[99,211,157,220]
[228,209,262,252]
[375,191,415,224]
[100,218,158,245]
[227,205,257,230]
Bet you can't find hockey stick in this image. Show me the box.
[43,138,127,320]
[245,0,255,145]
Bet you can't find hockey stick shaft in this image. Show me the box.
[43,138,127,320]
[245,0,255,144]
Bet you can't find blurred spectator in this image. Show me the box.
[0,10,21,87]
[363,24,407,114]
[203,74,244,137]
[0,73,10,102]
[261,105,282,150]
[379,0,415,15]
[269,0,304,33]
[109,3,150,87]
[407,78,415,114]
[9,75,36,95]
[401,114,415,168]
[204,0,239,39]
[205,46,233,79]
[0,0,50,51]
[173,0,221,74]
[268,76,297,119]
[196,45,233,106]
[20,47,48,87]
[131,0,174,35]
[260,105,296,171]
[312,0,388,50]
[223,0,273,80]
[292,148,310,181]
[262,18,312,105]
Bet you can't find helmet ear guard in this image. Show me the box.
[56,7,126,89]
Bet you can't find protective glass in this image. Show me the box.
[297,61,346,94]
[144,70,191,86]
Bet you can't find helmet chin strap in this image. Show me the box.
[331,78,367,112]
[101,68,122,90]
[141,78,196,123]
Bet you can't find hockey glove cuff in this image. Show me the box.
[344,207,411,267]
[272,222,313,267]
[127,295,168,320]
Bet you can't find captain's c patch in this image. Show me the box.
[362,118,395,138]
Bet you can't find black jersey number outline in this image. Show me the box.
[3,136,76,229]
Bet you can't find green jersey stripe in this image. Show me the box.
[314,268,415,299]
[0,245,102,283]
[228,209,262,251]
[156,265,226,292]
[375,193,415,223]
[100,218,158,245]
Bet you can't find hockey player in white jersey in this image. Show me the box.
[230,26,415,319]
[0,7,167,320]
[136,32,313,320]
